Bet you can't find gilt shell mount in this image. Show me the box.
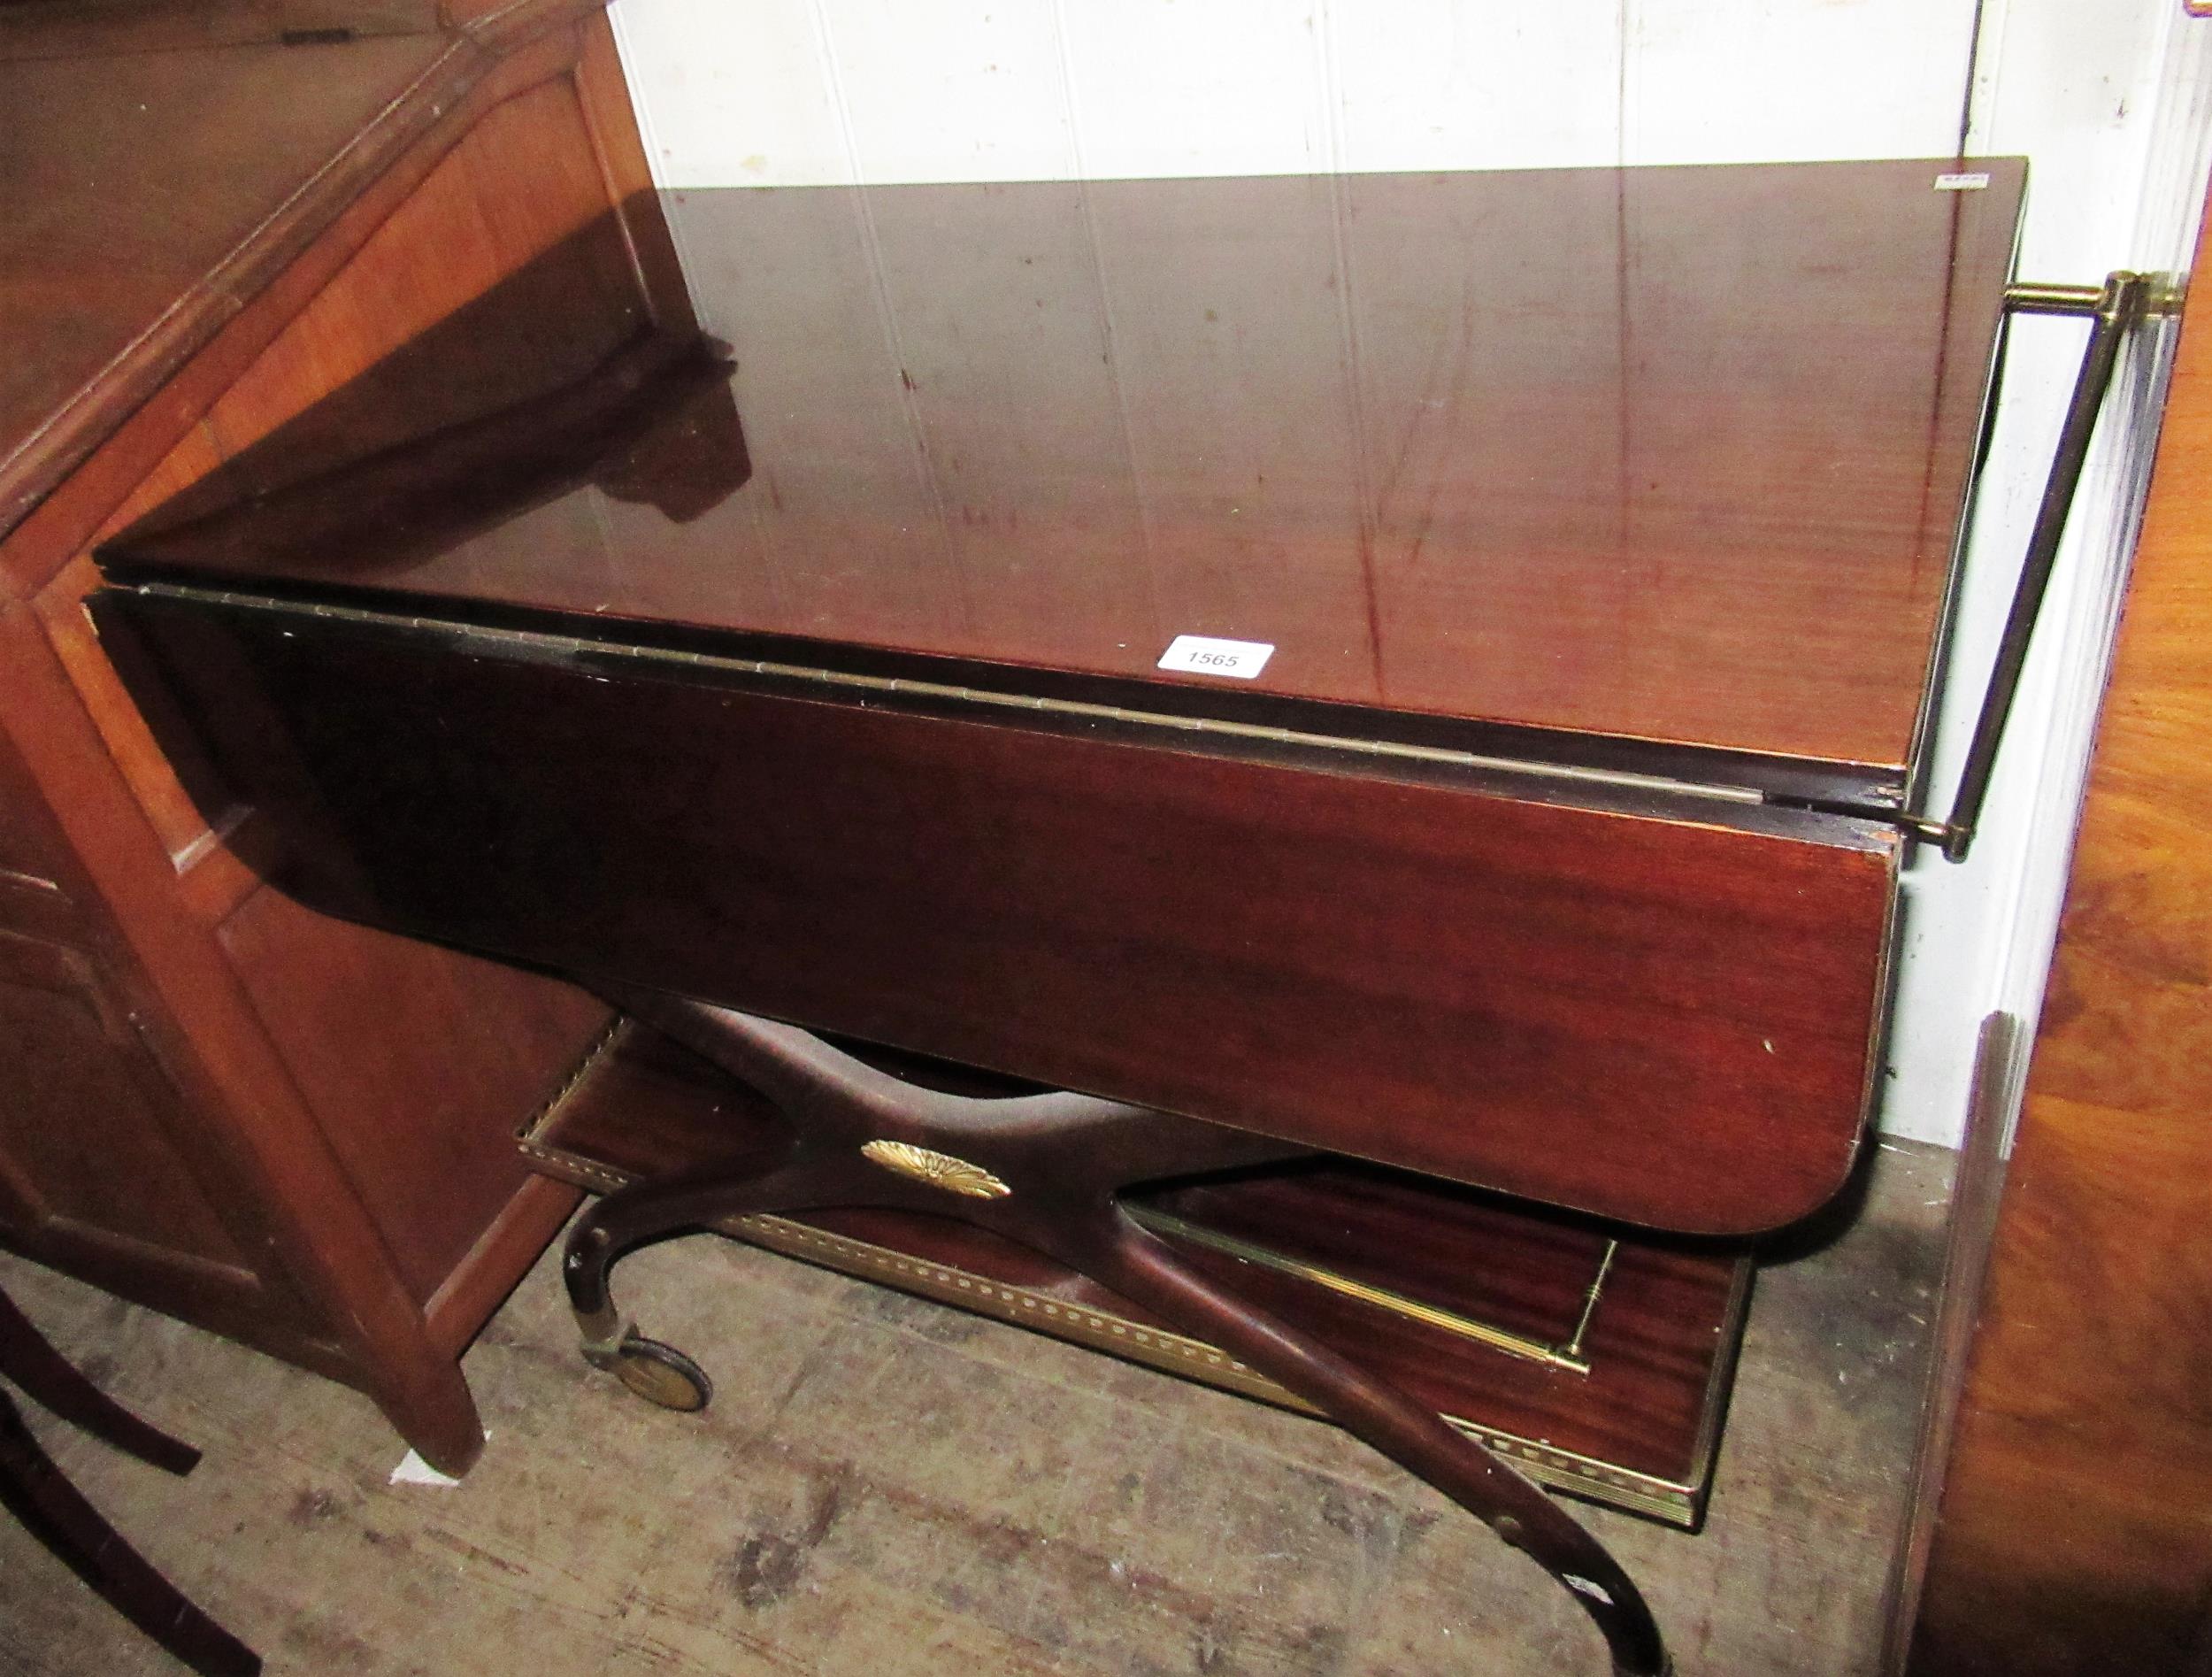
[859,1139,1011,1199]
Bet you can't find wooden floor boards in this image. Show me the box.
[0,1142,1951,1676]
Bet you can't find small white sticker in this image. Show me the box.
[389,1448,464,1487]
[1157,634,1274,680]
[1933,172,1991,191]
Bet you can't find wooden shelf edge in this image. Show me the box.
[423,1171,582,1362]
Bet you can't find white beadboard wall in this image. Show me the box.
[611,1,1984,184]
[605,0,2212,1150]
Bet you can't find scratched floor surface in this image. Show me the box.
[0,1142,1949,1677]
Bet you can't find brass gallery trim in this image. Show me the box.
[516,1117,1706,1526]
[716,1203,1698,1521]
[859,1139,1011,1199]
[658,653,1768,808]
[1125,1205,1606,1376]
[514,1015,629,1143]
[1563,1235,1618,1361]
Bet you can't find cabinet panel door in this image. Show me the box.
[0,925,261,1290]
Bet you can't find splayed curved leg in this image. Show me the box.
[561,1142,854,1410]
[560,990,1668,1673]
[0,1286,196,1474]
[1040,1206,1669,1676]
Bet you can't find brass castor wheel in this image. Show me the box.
[609,1335,712,1412]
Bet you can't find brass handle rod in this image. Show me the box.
[2003,280,2110,317]
[1125,1204,1597,1374]
[1931,269,2144,862]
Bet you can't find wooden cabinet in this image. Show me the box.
[0,4,660,1472]
[0,689,325,1364]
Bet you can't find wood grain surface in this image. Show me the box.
[1906,206,2212,1673]
[95,161,2023,772]
[0,0,607,545]
[94,586,1901,1235]
[0,4,650,1472]
[0,35,445,530]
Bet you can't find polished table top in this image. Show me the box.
[111,158,2025,786]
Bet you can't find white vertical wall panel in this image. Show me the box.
[1880,0,2212,1146]
[611,0,850,184]
[818,0,1078,183]
[1621,0,1979,165]
[1972,0,2171,274]
[1878,0,2199,1145]
[1323,3,1622,173]
[1052,1,1332,180]
[613,0,1996,187]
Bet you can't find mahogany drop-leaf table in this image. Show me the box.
[85,159,2132,1673]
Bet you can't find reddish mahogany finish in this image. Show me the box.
[94,582,1898,1235]
[0,32,448,534]
[1,4,656,1472]
[73,155,2025,1674]
[108,160,2024,773]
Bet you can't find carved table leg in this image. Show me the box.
[570,987,1670,1674]
[0,1287,196,1475]
[0,1296,261,1677]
